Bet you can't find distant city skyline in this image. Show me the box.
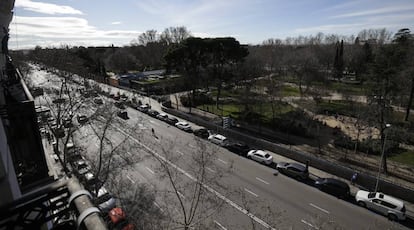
[10,0,414,49]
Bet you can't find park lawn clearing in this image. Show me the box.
[390,151,414,167]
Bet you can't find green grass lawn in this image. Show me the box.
[390,151,414,167]
[281,85,300,97]
[197,102,295,121]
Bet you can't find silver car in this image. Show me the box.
[355,190,406,221]
[247,150,273,165]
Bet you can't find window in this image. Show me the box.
[368,192,376,198]
[289,167,300,172]
[372,199,381,204]
[381,201,397,209]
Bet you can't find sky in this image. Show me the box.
[9,0,414,49]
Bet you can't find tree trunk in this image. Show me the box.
[404,77,414,121]
[216,83,222,109]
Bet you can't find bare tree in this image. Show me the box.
[137,30,159,46]
[85,103,142,195]
[160,26,192,45]
[150,138,231,229]
[107,175,166,230]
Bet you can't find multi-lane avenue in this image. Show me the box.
[31,65,409,229]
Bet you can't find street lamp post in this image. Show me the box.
[375,123,391,192]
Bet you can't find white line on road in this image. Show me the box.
[112,126,276,230]
[218,158,228,165]
[301,219,319,229]
[310,203,330,214]
[153,202,164,212]
[176,150,185,156]
[256,177,270,185]
[214,220,228,230]
[146,167,155,174]
[126,175,135,184]
[177,191,186,199]
[206,167,216,173]
[244,188,259,197]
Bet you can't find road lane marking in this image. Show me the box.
[309,203,330,214]
[256,177,270,185]
[244,188,259,197]
[206,167,215,173]
[153,202,164,212]
[112,126,276,230]
[177,191,186,199]
[218,158,228,165]
[146,167,155,174]
[301,219,319,229]
[214,220,228,230]
[126,175,135,184]
[176,150,185,156]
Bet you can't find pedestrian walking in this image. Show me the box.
[351,172,358,185]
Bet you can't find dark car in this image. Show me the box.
[226,142,250,156]
[147,109,159,117]
[315,178,350,199]
[77,115,88,124]
[276,162,309,180]
[166,117,179,125]
[62,117,73,128]
[137,104,150,113]
[114,101,125,109]
[117,111,129,120]
[193,128,210,139]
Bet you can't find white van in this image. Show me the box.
[355,190,406,221]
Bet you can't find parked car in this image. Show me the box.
[77,114,88,124]
[117,111,129,120]
[193,128,210,139]
[137,104,150,113]
[247,150,273,165]
[114,101,125,109]
[226,142,250,156]
[175,121,192,132]
[108,207,134,230]
[62,117,73,128]
[147,109,159,117]
[156,113,168,121]
[95,187,116,213]
[355,190,406,221]
[166,117,179,125]
[315,178,350,199]
[276,162,309,180]
[94,98,103,105]
[208,134,229,146]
